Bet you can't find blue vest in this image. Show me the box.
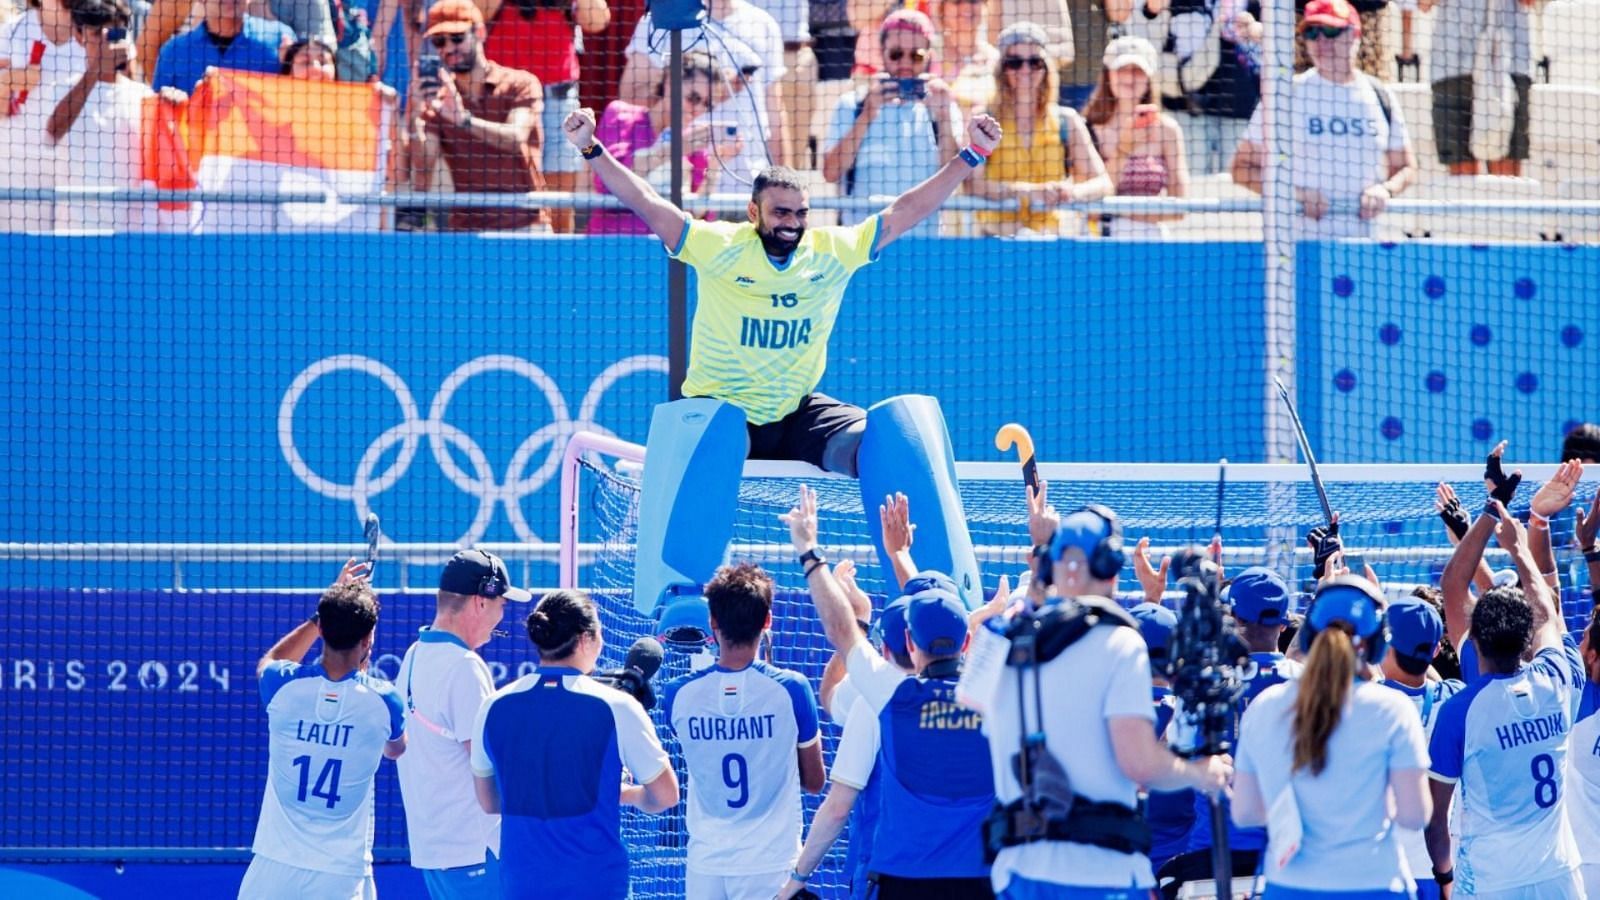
[870,675,995,879]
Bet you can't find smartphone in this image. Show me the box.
[897,77,927,101]
[106,26,127,43]
[723,125,738,138]
[418,55,442,90]
[1133,103,1159,128]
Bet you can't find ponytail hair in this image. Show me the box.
[1292,623,1356,775]
[527,589,599,659]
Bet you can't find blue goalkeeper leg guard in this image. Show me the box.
[631,399,747,614]
[857,395,980,607]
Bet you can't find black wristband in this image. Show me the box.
[1483,500,1502,521]
[1433,868,1453,887]
[1585,547,1600,563]
[581,142,604,160]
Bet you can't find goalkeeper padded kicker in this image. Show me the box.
[858,395,981,607]
[632,399,747,613]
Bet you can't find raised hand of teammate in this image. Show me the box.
[335,557,371,585]
[562,107,598,149]
[1307,514,1342,579]
[1026,479,1058,548]
[967,113,1002,156]
[1575,484,1600,553]
[1530,458,1582,521]
[832,558,874,622]
[1489,499,1526,551]
[1132,537,1170,605]
[780,484,820,554]
[880,492,915,556]
[967,573,1012,631]
[1482,440,1522,506]
[1435,482,1470,541]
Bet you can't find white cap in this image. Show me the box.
[1102,34,1158,77]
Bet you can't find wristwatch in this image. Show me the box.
[798,547,827,575]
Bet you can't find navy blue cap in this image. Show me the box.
[906,589,968,656]
[1386,596,1442,662]
[439,549,531,602]
[1129,602,1177,661]
[873,595,913,658]
[1228,566,1290,625]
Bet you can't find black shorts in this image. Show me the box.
[1432,73,1532,164]
[745,392,865,473]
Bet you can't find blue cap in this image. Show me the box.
[906,589,968,656]
[873,595,913,658]
[1049,509,1112,564]
[1386,596,1442,662]
[904,569,963,606]
[1128,602,1177,661]
[1228,567,1290,625]
[657,595,713,647]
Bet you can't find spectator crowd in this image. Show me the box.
[0,0,1590,234]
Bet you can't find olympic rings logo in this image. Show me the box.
[278,354,667,545]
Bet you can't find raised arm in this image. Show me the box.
[1491,501,1564,654]
[1528,459,1583,593]
[873,114,1002,253]
[1441,513,1496,649]
[257,559,370,674]
[1437,482,1496,595]
[563,106,689,248]
[784,484,869,654]
[879,492,918,589]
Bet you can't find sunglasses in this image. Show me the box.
[1003,56,1046,71]
[885,47,930,62]
[686,91,708,106]
[1303,24,1349,40]
[429,33,468,48]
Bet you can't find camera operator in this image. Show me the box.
[1161,565,1302,887]
[981,507,1230,898]
[1232,574,1432,900]
[470,589,677,900]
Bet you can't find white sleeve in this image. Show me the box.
[1103,628,1156,722]
[445,654,495,743]
[469,692,497,777]
[828,673,861,723]
[614,694,672,785]
[1242,102,1264,145]
[759,13,785,82]
[845,642,907,713]
[624,14,656,61]
[829,698,881,790]
[1381,84,1409,152]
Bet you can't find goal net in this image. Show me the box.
[563,442,1592,897]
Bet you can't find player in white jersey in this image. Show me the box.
[240,561,406,900]
[1567,611,1600,898]
[1379,592,1464,900]
[1427,501,1585,900]
[396,549,531,899]
[662,563,825,900]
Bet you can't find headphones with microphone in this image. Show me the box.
[474,549,507,598]
[1298,574,1389,665]
[1036,504,1125,586]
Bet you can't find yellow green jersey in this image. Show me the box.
[668,215,882,425]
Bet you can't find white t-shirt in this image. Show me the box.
[1568,711,1600,867]
[828,672,860,723]
[252,662,405,877]
[1242,70,1408,240]
[980,623,1157,892]
[626,1,783,184]
[830,696,880,791]
[1236,679,1428,893]
[395,629,501,869]
[56,77,152,232]
[663,660,820,875]
[1,12,86,231]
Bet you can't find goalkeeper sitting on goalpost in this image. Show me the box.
[562,106,1004,611]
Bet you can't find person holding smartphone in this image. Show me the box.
[820,10,961,236]
[44,0,183,231]
[409,0,551,232]
[1081,35,1189,239]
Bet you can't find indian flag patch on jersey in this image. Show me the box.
[317,689,343,721]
